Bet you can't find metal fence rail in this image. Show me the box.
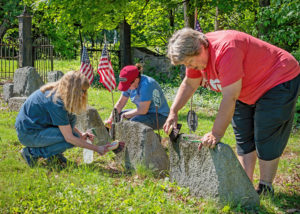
[0,41,19,80]
[33,37,54,82]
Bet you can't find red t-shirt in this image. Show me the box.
[186,30,300,105]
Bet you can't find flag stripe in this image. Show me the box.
[80,46,94,85]
[97,43,116,92]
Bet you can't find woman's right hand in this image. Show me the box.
[163,111,178,134]
[97,145,109,156]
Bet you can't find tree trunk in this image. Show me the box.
[183,0,194,28]
[0,19,8,41]
[259,0,270,6]
[214,6,220,31]
[169,9,174,28]
[119,19,132,68]
[258,0,270,38]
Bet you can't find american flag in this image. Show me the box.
[97,43,116,92]
[195,19,203,33]
[80,46,94,84]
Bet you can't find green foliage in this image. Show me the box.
[142,63,183,87]
[0,0,23,41]
[256,0,300,53]
[7,0,296,59]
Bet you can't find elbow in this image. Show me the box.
[140,110,148,115]
[138,109,148,115]
[64,134,75,144]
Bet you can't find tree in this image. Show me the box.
[0,0,23,41]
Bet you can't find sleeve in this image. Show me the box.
[122,91,130,97]
[217,47,245,87]
[186,68,203,78]
[139,83,153,102]
[47,99,70,126]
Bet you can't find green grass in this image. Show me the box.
[53,58,81,73]
[0,86,299,213]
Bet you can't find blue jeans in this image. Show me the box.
[121,110,168,130]
[16,117,77,159]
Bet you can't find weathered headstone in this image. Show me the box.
[47,71,64,82]
[115,120,169,172]
[13,66,44,97]
[169,134,259,207]
[3,83,14,102]
[8,97,27,111]
[76,106,111,146]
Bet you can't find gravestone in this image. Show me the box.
[48,71,64,82]
[8,97,27,111]
[169,134,259,208]
[13,66,44,97]
[3,83,14,102]
[75,106,111,146]
[114,120,169,172]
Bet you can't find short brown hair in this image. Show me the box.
[167,28,209,65]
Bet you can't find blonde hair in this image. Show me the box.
[40,71,90,114]
[167,27,209,65]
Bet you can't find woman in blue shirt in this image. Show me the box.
[15,71,110,167]
[106,64,170,129]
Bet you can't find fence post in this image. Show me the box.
[119,19,132,68]
[17,6,33,67]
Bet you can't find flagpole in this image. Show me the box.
[188,7,198,134]
[104,32,115,109]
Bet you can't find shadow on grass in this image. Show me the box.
[256,191,300,214]
[41,159,130,178]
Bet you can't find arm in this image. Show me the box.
[59,125,108,155]
[163,76,202,133]
[201,79,242,148]
[106,95,129,123]
[122,100,151,119]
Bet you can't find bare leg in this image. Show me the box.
[258,157,280,184]
[237,151,257,182]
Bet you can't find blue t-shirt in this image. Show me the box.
[15,89,76,134]
[122,75,170,117]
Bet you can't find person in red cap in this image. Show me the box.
[105,64,170,130]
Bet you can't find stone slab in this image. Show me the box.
[115,120,169,172]
[169,134,259,207]
[8,97,27,112]
[75,106,111,146]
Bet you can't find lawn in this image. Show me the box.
[0,85,299,213]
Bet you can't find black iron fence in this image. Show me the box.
[0,38,53,82]
[0,40,19,80]
[84,42,120,71]
[33,37,54,82]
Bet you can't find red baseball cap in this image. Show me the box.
[118,65,139,91]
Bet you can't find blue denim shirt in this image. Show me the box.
[122,75,170,117]
[15,89,76,135]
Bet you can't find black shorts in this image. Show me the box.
[232,74,300,161]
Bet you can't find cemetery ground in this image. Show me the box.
[0,77,299,213]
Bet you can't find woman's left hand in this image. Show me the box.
[200,132,221,149]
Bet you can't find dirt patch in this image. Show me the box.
[0,79,13,85]
[0,97,9,111]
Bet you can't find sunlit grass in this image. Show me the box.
[0,84,299,213]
